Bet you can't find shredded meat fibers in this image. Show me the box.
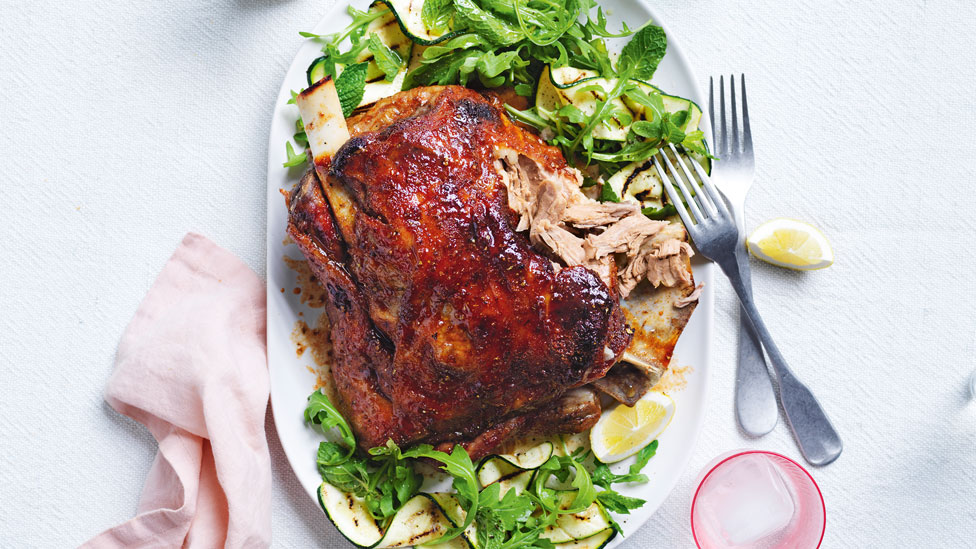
[494,148,694,297]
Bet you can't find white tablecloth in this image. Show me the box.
[2,0,975,546]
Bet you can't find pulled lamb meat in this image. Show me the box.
[619,223,695,296]
[494,148,694,298]
[562,201,638,229]
[584,214,668,260]
[674,282,705,308]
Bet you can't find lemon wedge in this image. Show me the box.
[590,391,675,463]
[746,218,834,270]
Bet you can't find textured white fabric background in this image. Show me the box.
[2,0,976,547]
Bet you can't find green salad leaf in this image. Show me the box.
[453,0,523,46]
[421,0,456,32]
[567,453,598,513]
[530,452,597,515]
[592,440,660,531]
[304,390,356,462]
[599,179,621,202]
[316,443,371,492]
[289,0,708,202]
[283,141,308,168]
[592,462,647,490]
[642,204,678,219]
[305,393,425,526]
[367,34,403,81]
[478,483,535,532]
[629,440,659,475]
[681,130,710,157]
[596,490,646,514]
[477,481,555,549]
[402,444,480,544]
[304,383,662,544]
[334,62,368,117]
[617,24,667,80]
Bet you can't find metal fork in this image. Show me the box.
[651,145,843,466]
[710,75,778,437]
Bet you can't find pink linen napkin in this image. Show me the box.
[82,233,271,548]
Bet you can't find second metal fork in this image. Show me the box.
[710,75,779,437]
[652,144,843,466]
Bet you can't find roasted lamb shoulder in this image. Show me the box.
[288,84,632,460]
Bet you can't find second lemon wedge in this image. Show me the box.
[746,218,834,270]
[590,391,675,464]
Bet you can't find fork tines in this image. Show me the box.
[654,73,752,234]
[652,144,732,234]
[711,74,752,159]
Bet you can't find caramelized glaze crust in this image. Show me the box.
[289,86,631,458]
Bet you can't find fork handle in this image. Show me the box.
[734,232,778,437]
[715,255,844,466]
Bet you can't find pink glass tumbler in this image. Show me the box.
[691,450,825,548]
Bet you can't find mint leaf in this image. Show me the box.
[367,34,403,81]
[283,141,308,168]
[669,109,689,128]
[367,442,422,519]
[421,0,455,32]
[335,62,368,117]
[453,0,523,46]
[316,444,370,494]
[558,104,586,124]
[406,49,473,87]
[476,483,549,549]
[392,463,421,505]
[478,483,535,531]
[632,119,663,140]
[661,114,686,144]
[316,442,348,470]
[422,33,484,59]
[600,181,621,203]
[618,24,667,80]
[681,130,715,158]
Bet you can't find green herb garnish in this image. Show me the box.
[282,141,308,168]
[304,390,663,542]
[334,62,368,117]
[304,390,356,462]
[401,444,480,544]
[366,34,403,81]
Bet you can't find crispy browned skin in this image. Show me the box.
[289,87,630,458]
[288,171,399,441]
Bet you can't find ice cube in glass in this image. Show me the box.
[696,454,795,546]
